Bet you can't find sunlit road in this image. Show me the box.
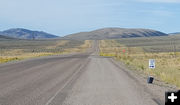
[0,41,165,105]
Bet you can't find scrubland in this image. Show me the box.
[0,39,91,63]
[99,36,180,88]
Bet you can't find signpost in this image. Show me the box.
[149,59,155,69]
[147,59,155,84]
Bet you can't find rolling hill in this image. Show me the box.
[169,32,180,35]
[0,35,15,40]
[0,28,58,39]
[64,28,168,40]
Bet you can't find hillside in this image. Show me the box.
[169,32,180,35]
[0,35,15,40]
[0,28,58,39]
[64,28,168,40]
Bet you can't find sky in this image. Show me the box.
[0,0,180,36]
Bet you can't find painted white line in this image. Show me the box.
[45,60,88,105]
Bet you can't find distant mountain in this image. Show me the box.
[0,28,58,39]
[0,35,15,39]
[169,32,180,35]
[64,28,168,40]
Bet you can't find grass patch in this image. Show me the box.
[0,39,92,63]
[99,39,180,88]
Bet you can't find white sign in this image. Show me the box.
[149,59,155,69]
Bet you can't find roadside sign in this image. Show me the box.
[149,59,155,69]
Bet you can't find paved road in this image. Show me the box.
[0,41,169,105]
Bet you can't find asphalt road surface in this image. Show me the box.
[0,41,172,105]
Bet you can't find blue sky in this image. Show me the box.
[0,0,179,36]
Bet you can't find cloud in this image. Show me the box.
[137,0,180,3]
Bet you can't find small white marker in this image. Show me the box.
[149,59,155,69]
